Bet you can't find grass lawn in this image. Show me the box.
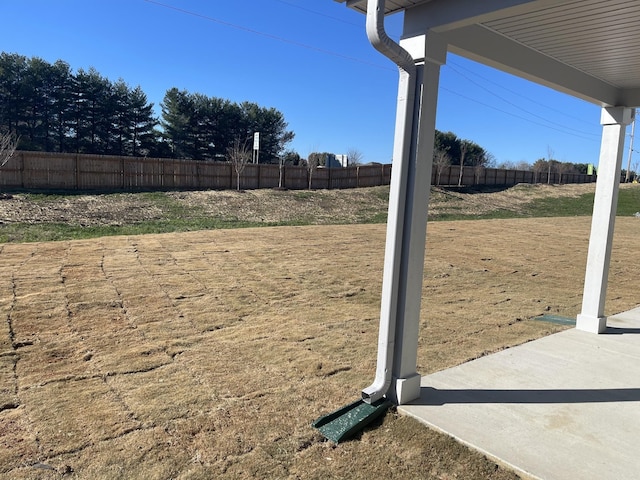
[3,182,640,243]
[1,183,640,478]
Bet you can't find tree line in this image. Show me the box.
[2,52,606,180]
[499,159,604,183]
[432,130,492,186]
[0,52,294,162]
[432,133,613,185]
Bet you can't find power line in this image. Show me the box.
[447,59,597,128]
[142,0,393,72]
[270,0,363,28]
[440,86,599,142]
[445,62,599,138]
[270,0,403,37]
[264,4,601,139]
[279,0,596,136]
[183,0,600,141]
[143,0,603,143]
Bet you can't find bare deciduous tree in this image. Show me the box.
[433,148,450,186]
[457,141,468,187]
[496,161,516,170]
[546,146,555,184]
[531,159,545,184]
[484,151,497,169]
[227,138,251,191]
[306,154,320,190]
[474,163,485,185]
[557,161,570,184]
[0,130,18,168]
[278,155,285,189]
[346,148,364,166]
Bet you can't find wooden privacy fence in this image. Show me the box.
[0,151,595,192]
[0,151,392,191]
[434,164,596,186]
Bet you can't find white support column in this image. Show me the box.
[576,106,635,334]
[388,33,446,404]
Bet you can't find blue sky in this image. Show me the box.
[0,0,626,167]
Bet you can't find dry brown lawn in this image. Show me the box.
[1,209,640,478]
[0,182,604,227]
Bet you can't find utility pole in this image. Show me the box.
[625,111,636,182]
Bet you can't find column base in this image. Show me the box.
[576,313,607,334]
[389,373,422,405]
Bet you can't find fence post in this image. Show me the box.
[120,156,125,190]
[254,163,257,189]
[19,152,24,189]
[75,154,80,190]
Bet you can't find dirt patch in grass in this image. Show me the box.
[166,188,391,225]
[0,188,392,228]
[0,193,165,226]
[428,182,601,217]
[1,182,627,234]
[1,215,640,478]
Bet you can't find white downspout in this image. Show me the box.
[362,0,418,403]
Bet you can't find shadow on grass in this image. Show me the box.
[438,185,515,194]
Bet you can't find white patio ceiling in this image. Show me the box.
[335,0,640,107]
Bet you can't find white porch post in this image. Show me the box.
[388,33,446,404]
[576,106,634,334]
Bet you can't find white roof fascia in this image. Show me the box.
[441,24,621,106]
[335,0,634,106]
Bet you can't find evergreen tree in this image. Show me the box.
[22,57,51,151]
[238,102,294,164]
[49,60,75,152]
[434,130,488,168]
[189,93,214,160]
[129,86,158,157]
[0,53,29,141]
[109,79,131,156]
[434,130,460,164]
[73,67,112,153]
[160,88,191,158]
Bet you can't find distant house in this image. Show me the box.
[324,153,349,168]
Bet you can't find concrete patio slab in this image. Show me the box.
[399,307,640,480]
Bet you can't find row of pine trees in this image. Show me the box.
[0,52,294,162]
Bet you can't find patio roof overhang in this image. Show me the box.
[333,0,640,408]
[335,0,640,107]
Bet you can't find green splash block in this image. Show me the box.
[312,398,392,443]
[534,314,576,326]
